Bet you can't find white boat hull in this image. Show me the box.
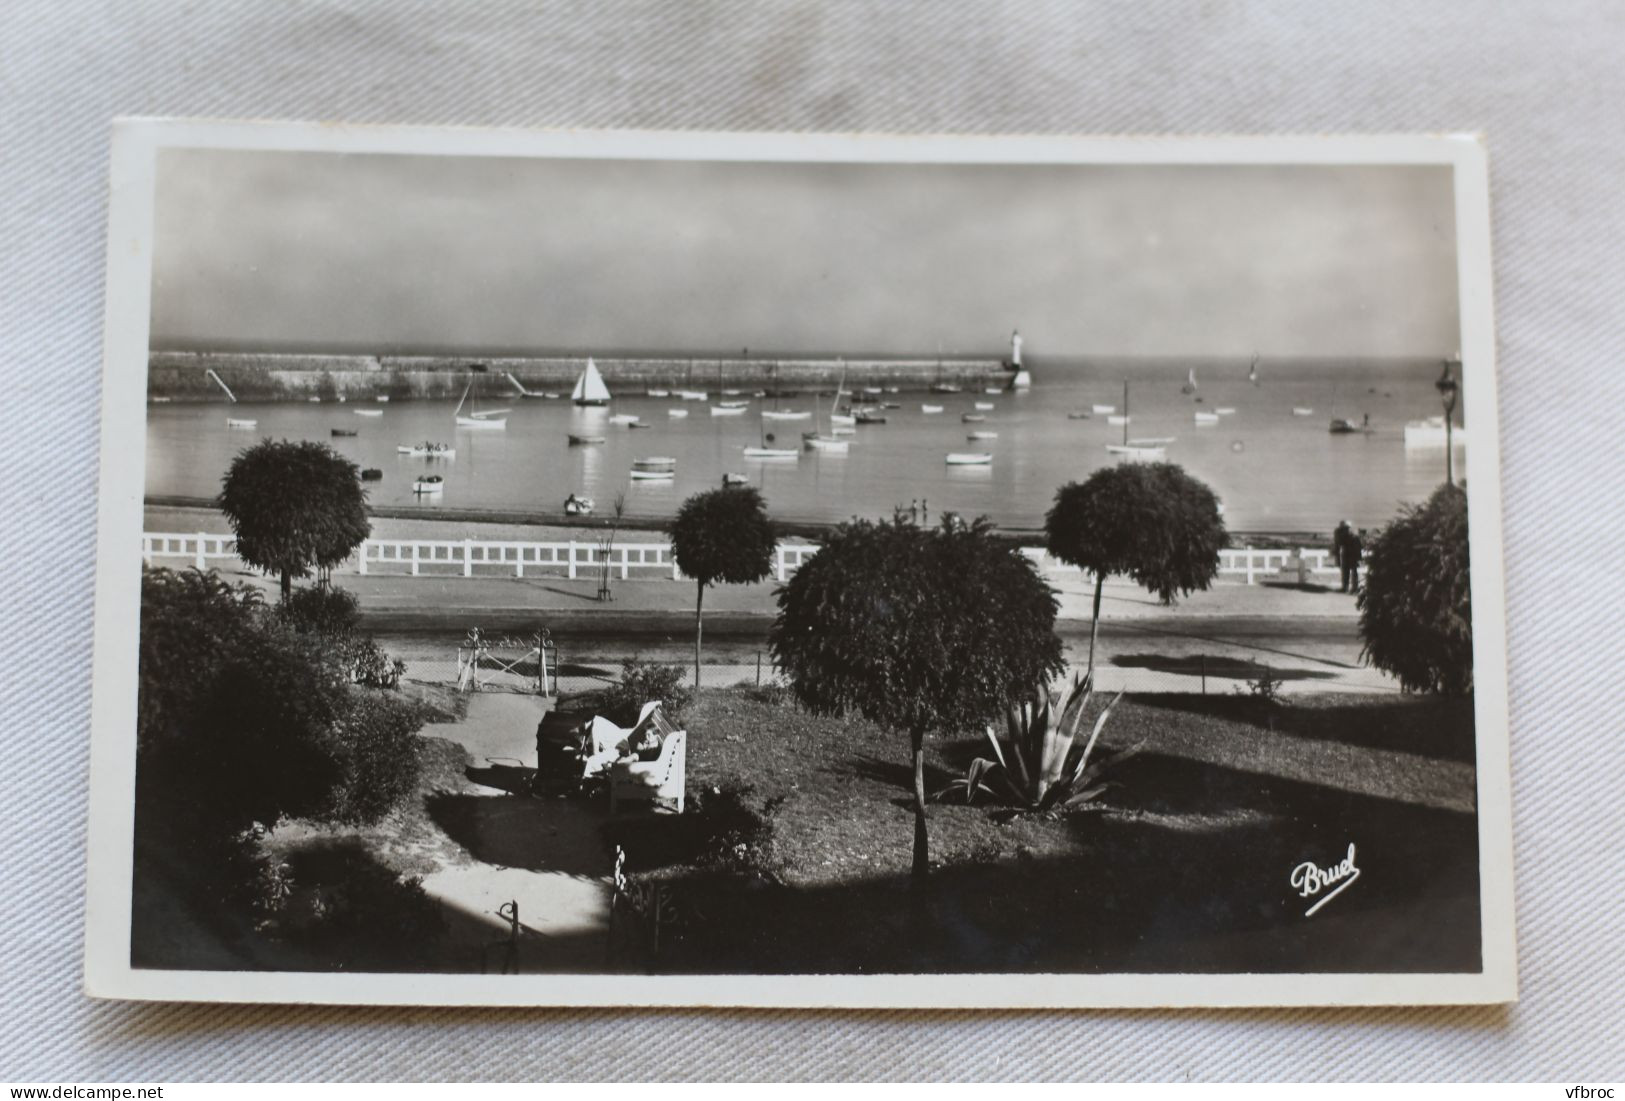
[743,447,799,459]
[1106,414,1131,426]
[921,405,944,414]
[667,408,689,418]
[974,401,995,411]
[412,479,444,493]
[1106,444,1165,460]
[710,406,747,416]
[456,416,507,429]
[761,411,811,421]
[967,431,998,440]
[945,452,992,465]
[1292,407,1314,416]
[1194,412,1220,425]
[804,437,850,452]
[397,445,456,458]
[608,414,641,426]
[629,470,675,480]
[225,418,257,429]
[1092,404,1116,414]
[354,409,382,417]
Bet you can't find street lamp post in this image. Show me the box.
[1435,357,1461,486]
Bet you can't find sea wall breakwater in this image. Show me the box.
[147,351,1012,402]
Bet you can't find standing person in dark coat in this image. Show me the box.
[1333,520,1354,592]
[1348,529,1366,593]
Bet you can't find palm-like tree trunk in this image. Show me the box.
[1086,571,1104,680]
[693,578,705,688]
[911,730,929,879]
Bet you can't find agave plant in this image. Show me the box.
[936,672,1139,810]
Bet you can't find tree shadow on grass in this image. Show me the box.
[1133,693,1476,764]
[425,792,611,876]
[646,753,1480,977]
[842,753,957,809]
[464,762,536,795]
[1109,653,1340,681]
[1260,580,1342,594]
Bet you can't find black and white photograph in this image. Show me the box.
[85,122,1512,1007]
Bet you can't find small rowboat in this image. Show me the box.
[1194,411,1220,425]
[962,413,987,423]
[355,408,383,417]
[564,495,596,515]
[628,419,652,429]
[723,389,744,396]
[1215,406,1237,415]
[630,456,677,480]
[861,386,884,395]
[375,395,390,403]
[608,413,641,426]
[1129,436,1175,446]
[456,415,507,430]
[1067,412,1092,420]
[647,388,670,397]
[1292,407,1315,416]
[675,390,708,401]
[1106,444,1165,460]
[541,392,562,400]
[667,408,690,418]
[984,387,1003,395]
[722,473,751,486]
[855,411,888,425]
[945,452,992,465]
[397,443,455,458]
[802,434,850,452]
[567,434,605,445]
[930,383,963,394]
[830,413,856,427]
[360,468,383,481]
[761,410,811,421]
[1106,414,1131,426]
[226,417,257,429]
[307,397,322,403]
[710,405,747,416]
[974,401,995,411]
[412,475,445,493]
[921,404,944,414]
[743,446,799,459]
[719,400,750,409]
[881,401,902,410]
[967,430,998,440]
[1092,404,1116,414]
[331,428,358,437]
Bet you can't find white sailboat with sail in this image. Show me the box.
[571,357,612,407]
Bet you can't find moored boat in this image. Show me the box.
[743,446,799,459]
[330,428,358,437]
[802,434,850,452]
[674,389,708,401]
[967,430,998,440]
[667,408,690,418]
[354,408,383,417]
[1106,443,1165,459]
[226,417,257,429]
[722,473,750,486]
[854,411,888,425]
[761,410,811,421]
[630,456,677,479]
[1194,411,1220,425]
[1067,411,1092,420]
[412,475,445,494]
[974,401,995,411]
[647,388,670,397]
[962,413,986,423]
[375,395,390,403]
[1092,403,1116,414]
[1215,406,1237,415]
[572,358,612,407]
[944,452,992,465]
[921,404,944,414]
[608,413,642,426]
[1106,414,1131,426]
[360,468,383,481]
[1292,407,1314,416]
[567,434,605,445]
[710,405,747,416]
[397,442,455,458]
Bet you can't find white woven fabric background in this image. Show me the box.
[3,0,1623,1081]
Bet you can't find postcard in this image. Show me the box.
[86,120,1513,1006]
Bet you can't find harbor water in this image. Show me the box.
[145,360,1465,535]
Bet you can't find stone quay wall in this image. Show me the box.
[147,351,1015,402]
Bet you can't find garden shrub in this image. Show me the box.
[322,691,427,825]
[1357,483,1473,694]
[277,585,361,636]
[600,658,693,725]
[286,846,445,963]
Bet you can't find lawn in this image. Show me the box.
[610,688,1481,976]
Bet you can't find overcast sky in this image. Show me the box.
[150,149,1460,360]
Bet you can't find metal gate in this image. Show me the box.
[455,627,556,696]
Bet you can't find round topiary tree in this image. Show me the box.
[770,515,1065,879]
[1044,462,1227,680]
[1357,482,1472,694]
[218,439,371,602]
[669,485,777,687]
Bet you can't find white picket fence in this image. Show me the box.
[141,531,1335,585]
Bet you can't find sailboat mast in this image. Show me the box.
[1122,379,1129,446]
[454,379,472,418]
